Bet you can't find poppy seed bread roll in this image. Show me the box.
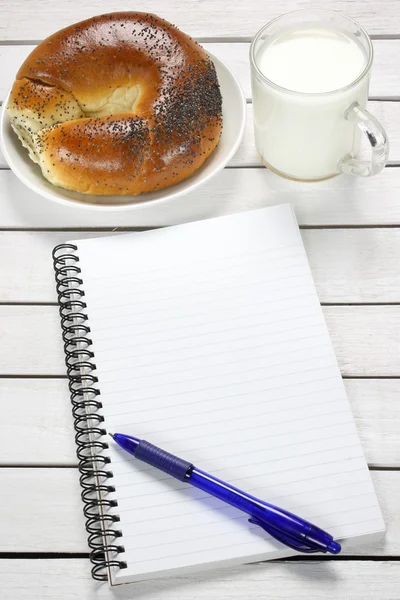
[7,12,223,196]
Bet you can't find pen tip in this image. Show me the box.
[108,432,114,438]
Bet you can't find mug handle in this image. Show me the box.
[338,102,389,177]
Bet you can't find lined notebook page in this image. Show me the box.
[73,205,384,585]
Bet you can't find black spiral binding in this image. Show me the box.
[52,244,127,581]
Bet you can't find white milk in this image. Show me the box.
[252,27,369,180]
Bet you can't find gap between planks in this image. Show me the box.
[1,553,400,561]
[0,375,398,379]
[2,225,400,232]
[0,464,397,471]
[1,34,400,45]
[2,302,400,306]
[0,552,89,558]
[2,372,398,378]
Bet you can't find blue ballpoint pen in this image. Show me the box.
[110,433,341,554]
[109,433,341,554]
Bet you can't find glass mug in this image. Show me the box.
[250,10,389,181]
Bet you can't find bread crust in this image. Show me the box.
[7,12,223,196]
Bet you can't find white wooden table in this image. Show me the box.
[0,1,399,598]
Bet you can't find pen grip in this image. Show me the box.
[135,440,192,481]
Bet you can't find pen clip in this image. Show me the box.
[248,516,320,554]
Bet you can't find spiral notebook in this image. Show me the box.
[53,204,385,586]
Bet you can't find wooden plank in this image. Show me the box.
[2,229,400,303]
[206,40,399,101]
[347,379,400,468]
[0,305,398,376]
[2,102,398,170]
[1,40,398,102]
[323,306,400,377]
[303,229,400,303]
[0,559,400,600]
[0,379,75,465]
[1,561,400,600]
[1,378,398,468]
[0,45,32,101]
[1,0,399,40]
[0,469,396,554]
[232,103,400,169]
[1,468,87,552]
[1,167,400,228]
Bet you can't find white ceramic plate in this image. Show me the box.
[0,53,246,211]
